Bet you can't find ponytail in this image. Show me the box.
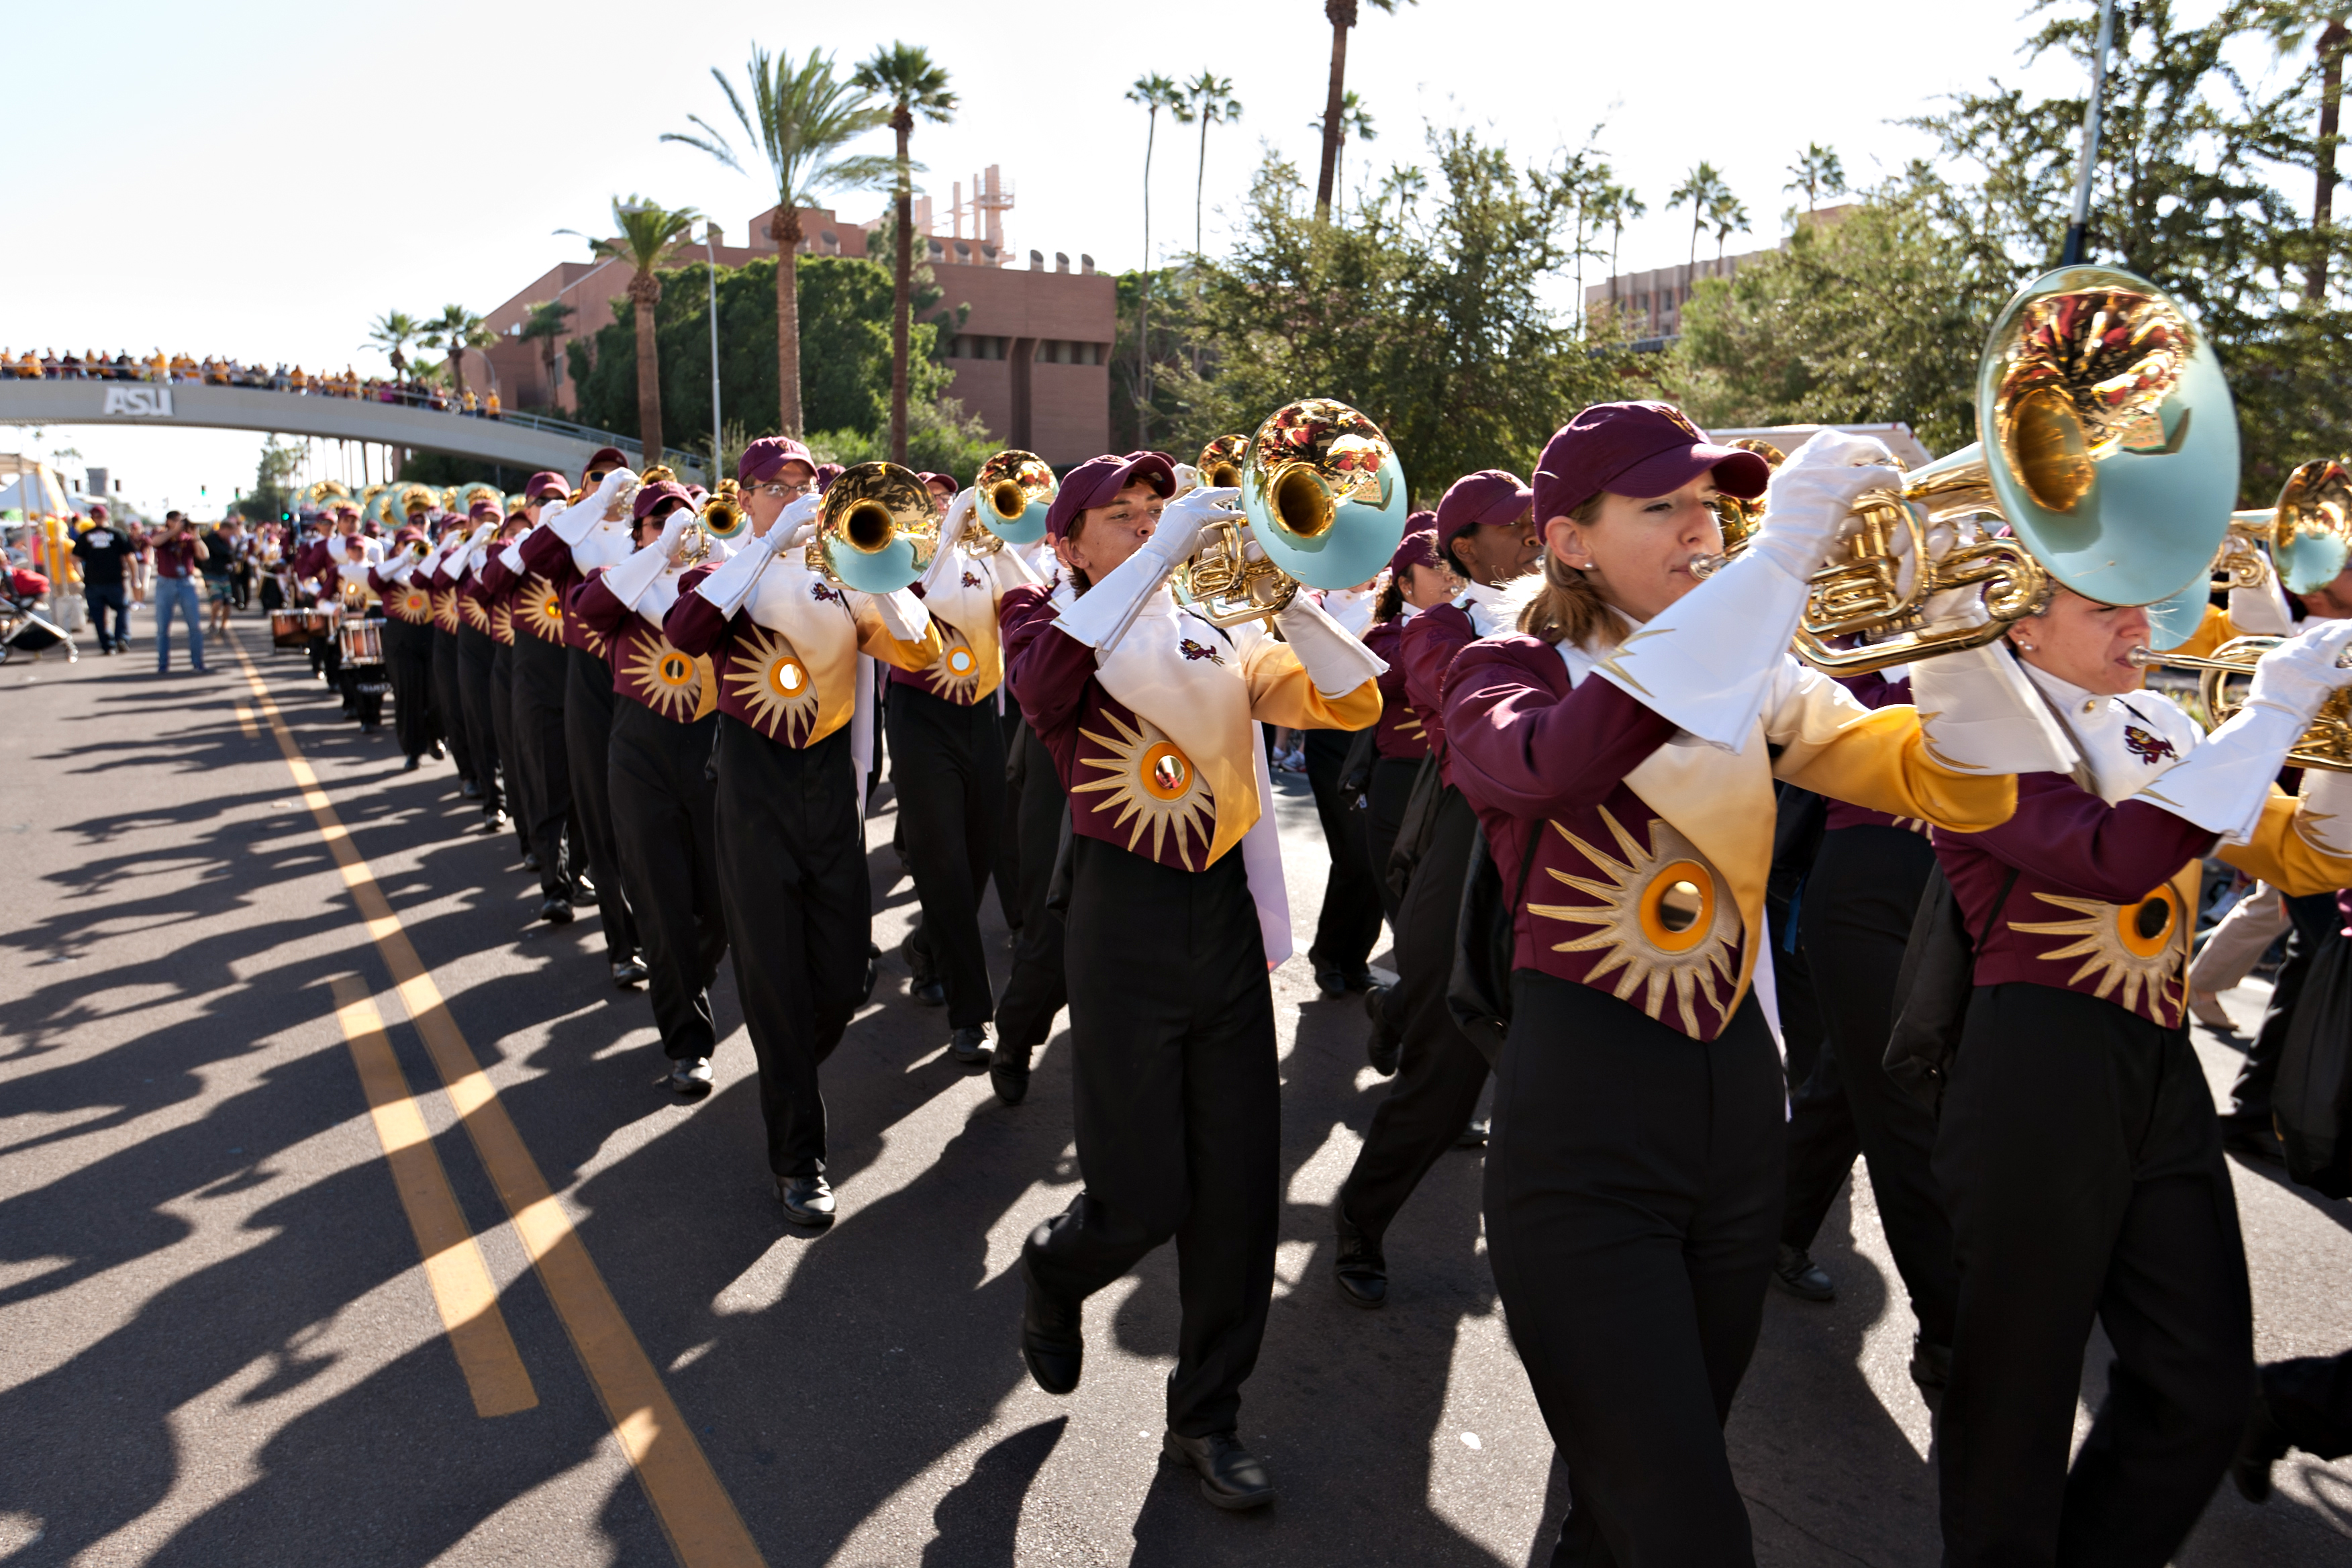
[1373,573,1406,625]
[1516,497,1618,648]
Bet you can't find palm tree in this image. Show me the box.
[852,44,957,467]
[561,196,703,464]
[1186,70,1243,255]
[1126,73,1191,442]
[418,305,497,403]
[1315,0,1414,219]
[1709,192,1751,263]
[665,48,890,438]
[1669,162,1729,271]
[364,310,421,380]
[1593,181,1646,326]
[1783,142,1848,217]
[1307,91,1377,216]
[516,299,576,407]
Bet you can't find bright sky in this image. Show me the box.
[9,0,2284,517]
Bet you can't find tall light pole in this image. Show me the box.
[703,222,723,483]
[2061,0,2116,266]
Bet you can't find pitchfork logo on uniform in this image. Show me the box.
[962,569,983,589]
[2123,724,2177,765]
[1179,638,1224,665]
[809,581,843,605]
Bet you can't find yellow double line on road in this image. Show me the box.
[229,636,765,1568]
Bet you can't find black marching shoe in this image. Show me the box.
[776,1174,836,1229]
[403,755,422,773]
[990,1044,1033,1107]
[611,956,649,987]
[2233,1393,2290,1504]
[902,928,944,1006]
[1455,1118,1490,1148]
[665,1057,714,1097]
[1908,1335,1952,1398]
[1333,1208,1388,1309]
[522,848,541,872]
[1315,963,1350,998]
[862,941,881,1004]
[570,877,599,908]
[1161,1430,1276,1511]
[536,897,575,926]
[1771,1242,1835,1302]
[1363,985,1402,1077]
[430,739,446,761]
[460,777,482,800]
[950,1025,990,1067]
[482,809,507,833]
[1018,1252,1083,1395]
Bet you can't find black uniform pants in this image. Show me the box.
[510,634,573,900]
[491,643,529,853]
[1487,971,1784,1567]
[713,717,871,1178]
[994,701,1025,932]
[888,682,1005,1030]
[2224,891,2343,1133]
[567,646,638,961]
[433,628,475,788]
[993,715,1068,1053]
[383,618,438,763]
[310,631,339,685]
[2263,1349,2352,1460]
[1933,984,2251,1568]
[1365,755,1421,931]
[1304,724,1383,980]
[1023,835,1279,1438]
[1781,826,1959,1346]
[610,701,725,1061]
[1340,786,1491,1242]
[456,626,503,818]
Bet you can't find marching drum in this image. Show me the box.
[269,609,309,648]
[337,618,385,666]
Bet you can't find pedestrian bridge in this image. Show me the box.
[0,379,705,485]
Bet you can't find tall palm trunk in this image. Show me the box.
[1195,108,1213,255]
[632,271,665,466]
[890,109,914,465]
[448,354,468,403]
[2315,19,2347,304]
[1138,109,1159,447]
[1315,0,1357,219]
[774,207,806,438]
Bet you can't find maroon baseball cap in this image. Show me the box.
[918,471,959,497]
[739,437,815,486]
[1387,526,1442,579]
[632,481,692,522]
[1532,401,1769,525]
[583,446,628,477]
[525,471,569,501]
[1045,452,1177,539]
[395,526,426,546]
[88,503,107,519]
[814,462,844,493]
[467,499,501,522]
[1435,471,1534,548]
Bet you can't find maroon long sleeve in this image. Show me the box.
[659,565,726,656]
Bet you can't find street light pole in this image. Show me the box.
[704,224,723,484]
[2061,0,2116,266]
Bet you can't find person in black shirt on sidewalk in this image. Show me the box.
[71,505,138,654]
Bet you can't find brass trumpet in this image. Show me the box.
[2128,635,2352,772]
[2210,459,2352,596]
[1197,435,1249,490]
[1707,438,1785,554]
[700,478,748,541]
[971,449,1057,553]
[813,462,939,594]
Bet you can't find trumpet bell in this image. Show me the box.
[973,450,1055,546]
[701,479,750,542]
[1197,435,1249,491]
[816,462,939,594]
[1239,399,1410,591]
[1979,265,2237,609]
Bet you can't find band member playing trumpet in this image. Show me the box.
[1003,452,1386,1511]
[445,501,509,836]
[1928,597,2352,1567]
[370,522,444,769]
[1442,407,2043,1563]
[664,438,944,1229]
[422,515,478,800]
[573,481,734,1095]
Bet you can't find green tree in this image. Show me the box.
[364,310,422,379]
[1127,74,1193,440]
[1784,143,1849,216]
[1314,0,1415,219]
[1709,190,1750,262]
[561,196,702,465]
[852,44,958,467]
[234,434,305,523]
[1308,91,1378,215]
[1669,162,1730,271]
[516,299,575,408]
[1591,179,1647,326]
[418,305,495,404]
[665,47,891,437]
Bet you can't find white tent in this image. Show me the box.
[0,464,77,520]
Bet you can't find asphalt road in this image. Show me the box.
[3,614,2349,1567]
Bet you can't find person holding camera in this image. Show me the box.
[144,511,208,674]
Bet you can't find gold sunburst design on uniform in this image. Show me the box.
[1528,807,1741,1035]
[624,634,706,722]
[489,599,513,642]
[1071,708,1216,869]
[458,592,489,632]
[519,575,565,641]
[1393,709,1426,744]
[724,624,822,742]
[929,636,985,704]
[2010,885,2186,1018]
[397,587,430,621]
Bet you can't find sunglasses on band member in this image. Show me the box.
[757,479,814,499]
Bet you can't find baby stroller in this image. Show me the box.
[0,567,79,667]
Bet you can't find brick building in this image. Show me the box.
[1585,203,1859,349]
[481,168,1116,464]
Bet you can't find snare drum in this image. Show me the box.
[337,620,385,666]
[269,610,310,649]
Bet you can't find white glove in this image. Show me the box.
[497,538,527,575]
[1052,486,1241,652]
[869,587,933,644]
[1169,462,1203,497]
[466,521,497,550]
[603,538,674,611]
[655,507,694,562]
[1908,639,2079,777]
[694,531,775,618]
[2226,573,2294,637]
[554,469,631,545]
[940,487,979,551]
[2141,620,2352,842]
[1747,430,1902,581]
[1273,592,1389,697]
[761,492,822,554]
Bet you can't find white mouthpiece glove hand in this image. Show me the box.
[1052,485,1242,652]
[1747,430,1902,582]
[2142,619,2352,842]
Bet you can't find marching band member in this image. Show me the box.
[890,486,1043,1067]
[424,516,477,797]
[573,481,733,1093]
[329,523,387,732]
[1334,473,1537,1308]
[489,460,620,924]
[663,437,944,1229]
[1928,595,2352,1567]
[444,503,507,833]
[1359,521,1452,928]
[367,521,441,765]
[1441,405,2039,1563]
[522,461,646,984]
[1003,452,1385,1510]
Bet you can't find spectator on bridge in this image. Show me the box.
[72,505,138,655]
[144,512,208,675]
[485,391,501,420]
